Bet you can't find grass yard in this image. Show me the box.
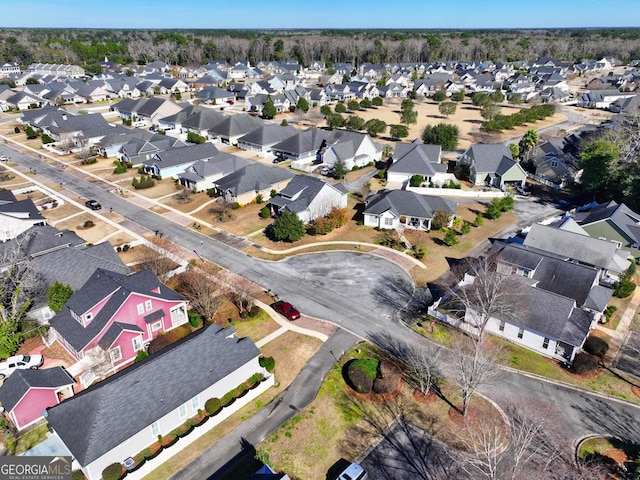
[229,309,281,344]
[8,424,50,455]
[191,200,272,237]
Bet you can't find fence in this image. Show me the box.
[524,172,563,189]
[427,297,480,337]
[406,186,507,199]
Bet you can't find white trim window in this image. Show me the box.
[179,403,187,419]
[110,347,122,363]
[151,421,160,437]
[191,396,200,411]
[145,300,153,311]
[132,336,143,352]
[151,321,162,332]
[137,303,145,315]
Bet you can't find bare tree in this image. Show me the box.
[449,335,501,417]
[175,188,191,204]
[226,275,257,315]
[176,265,226,321]
[134,237,184,282]
[0,234,47,357]
[603,108,640,163]
[445,254,522,340]
[401,344,441,396]
[454,401,569,480]
[75,137,94,163]
[208,199,233,221]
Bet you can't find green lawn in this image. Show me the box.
[10,424,49,455]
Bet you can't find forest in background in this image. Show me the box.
[1,28,640,73]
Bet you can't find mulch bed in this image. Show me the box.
[346,378,405,403]
[413,389,437,404]
[448,404,480,427]
[602,449,628,465]
[632,386,640,399]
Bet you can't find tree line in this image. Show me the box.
[2,28,640,73]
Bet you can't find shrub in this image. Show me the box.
[102,463,124,480]
[113,163,127,174]
[346,358,379,393]
[188,314,201,328]
[187,131,206,144]
[444,229,458,246]
[485,199,503,220]
[583,336,609,359]
[135,350,149,362]
[255,193,264,204]
[474,212,484,227]
[410,174,424,187]
[259,356,275,372]
[259,206,271,218]
[614,279,635,298]
[222,390,235,406]
[232,202,241,209]
[41,133,53,144]
[571,352,600,375]
[81,158,97,165]
[14,126,20,134]
[430,209,450,231]
[205,397,222,415]
[134,179,155,189]
[206,188,216,197]
[414,244,426,259]
[461,221,471,234]
[248,372,265,386]
[604,305,617,322]
[269,210,305,242]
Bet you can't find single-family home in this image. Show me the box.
[194,86,235,105]
[177,152,252,192]
[0,190,47,242]
[47,268,189,379]
[269,175,349,222]
[143,142,220,179]
[181,108,227,138]
[118,136,186,166]
[320,130,382,171]
[207,114,265,145]
[574,201,640,259]
[213,163,294,205]
[0,367,75,431]
[46,323,269,480]
[387,141,456,186]
[363,189,457,231]
[530,138,580,188]
[457,144,527,189]
[112,97,183,127]
[236,124,299,156]
[523,223,631,283]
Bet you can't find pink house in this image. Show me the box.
[0,367,75,431]
[47,268,188,373]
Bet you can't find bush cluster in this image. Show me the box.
[308,207,350,235]
[583,336,609,359]
[187,131,206,144]
[485,195,515,220]
[481,104,555,133]
[614,263,636,298]
[259,356,276,372]
[132,175,155,189]
[347,358,380,393]
[102,463,124,480]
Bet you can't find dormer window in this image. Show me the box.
[84,313,93,322]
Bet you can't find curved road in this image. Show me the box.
[2,142,640,477]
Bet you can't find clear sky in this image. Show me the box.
[2,0,639,29]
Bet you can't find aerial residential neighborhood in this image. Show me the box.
[1,12,640,480]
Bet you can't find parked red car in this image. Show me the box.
[272,300,301,321]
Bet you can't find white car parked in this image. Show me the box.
[0,354,44,379]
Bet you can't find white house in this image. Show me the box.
[46,324,272,480]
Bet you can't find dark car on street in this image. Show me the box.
[85,199,102,210]
[272,300,301,321]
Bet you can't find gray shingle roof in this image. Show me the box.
[237,124,298,147]
[47,324,260,466]
[178,153,251,182]
[364,190,456,219]
[214,163,294,196]
[144,142,219,169]
[0,225,84,262]
[466,144,514,173]
[389,142,445,176]
[523,223,630,273]
[99,322,143,349]
[208,114,264,138]
[574,201,640,245]
[269,175,344,215]
[181,109,226,130]
[271,128,331,156]
[0,367,74,411]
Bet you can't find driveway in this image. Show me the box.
[613,331,640,379]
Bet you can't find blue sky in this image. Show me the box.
[2,0,639,29]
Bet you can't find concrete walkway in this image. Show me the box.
[596,285,640,354]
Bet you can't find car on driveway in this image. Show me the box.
[0,155,8,161]
[85,199,102,210]
[0,354,44,379]
[272,300,301,321]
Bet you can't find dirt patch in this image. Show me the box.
[602,449,628,465]
[413,389,437,404]
[632,386,640,399]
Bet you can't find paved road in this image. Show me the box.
[4,143,640,478]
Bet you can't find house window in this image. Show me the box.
[550,160,558,168]
[517,328,524,339]
[151,421,160,437]
[191,396,200,411]
[145,300,153,312]
[137,303,144,315]
[110,347,122,363]
[179,403,187,419]
[384,217,393,227]
[85,313,93,322]
[132,336,143,352]
[151,321,162,332]
[542,337,550,349]
[499,320,505,332]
